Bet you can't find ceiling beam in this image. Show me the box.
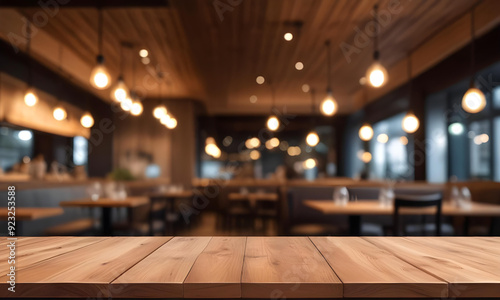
[0,0,169,8]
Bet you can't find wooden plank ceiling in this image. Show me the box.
[15,0,479,115]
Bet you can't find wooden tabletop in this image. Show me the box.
[305,200,500,216]
[60,196,149,208]
[0,207,63,221]
[0,236,499,299]
[148,190,194,199]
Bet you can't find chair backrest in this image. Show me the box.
[393,193,443,236]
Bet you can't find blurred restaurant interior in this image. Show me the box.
[1,0,500,239]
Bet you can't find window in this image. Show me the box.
[73,136,88,166]
[494,86,500,109]
[0,127,33,171]
[495,117,500,182]
[469,121,491,179]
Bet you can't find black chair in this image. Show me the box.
[393,193,442,236]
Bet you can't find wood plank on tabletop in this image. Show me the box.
[365,237,500,298]
[111,236,212,298]
[0,237,108,272]
[241,237,342,298]
[440,237,500,256]
[402,237,500,276]
[184,237,246,298]
[310,237,447,298]
[0,236,171,298]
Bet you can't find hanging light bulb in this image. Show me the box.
[366,5,388,88]
[267,115,279,131]
[80,112,94,128]
[153,105,167,119]
[320,90,338,116]
[53,106,67,121]
[166,117,177,129]
[121,97,133,111]
[24,89,38,107]
[321,40,338,116]
[90,56,111,90]
[110,77,128,102]
[306,131,319,147]
[462,9,486,114]
[130,101,143,116]
[90,9,111,90]
[462,85,486,113]
[160,114,171,125]
[359,124,374,141]
[366,61,388,88]
[402,112,420,133]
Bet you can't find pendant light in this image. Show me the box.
[130,101,143,116]
[402,54,420,134]
[80,112,94,128]
[90,8,111,90]
[266,81,280,131]
[153,73,168,119]
[53,106,67,121]
[366,5,388,88]
[24,21,38,107]
[320,40,338,116]
[110,43,129,102]
[359,124,374,141]
[462,9,486,113]
[306,89,320,147]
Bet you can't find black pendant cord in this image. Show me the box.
[325,40,331,92]
[98,8,103,56]
[27,20,32,87]
[407,53,412,96]
[470,9,476,84]
[373,4,380,60]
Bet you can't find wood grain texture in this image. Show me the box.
[365,237,500,298]
[60,197,149,208]
[241,237,342,298]
[184,237,246,298]
[0,237,108,273]
[111,236,211,298]
[0,237,171,298]
[305,200,500,216]
[310,237,447,298]
[0,207,63,221]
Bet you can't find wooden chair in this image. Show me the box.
[393,193,442,236]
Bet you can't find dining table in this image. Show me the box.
[0,236,498,299]
[147,190,194,235]
[60,197,149,235]
[305,200,500,235]
[0,207,63,235]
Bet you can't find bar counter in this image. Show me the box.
[0,236,498,299]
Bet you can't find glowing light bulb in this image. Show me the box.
[153,105,167,119]
[24,89,38,107]
[295,62,304,70]
[320,91,338,116]
[166,117,177,129]
[361,152,372,163]
[462,87,486,113]
[131,101,143,116]
[270,137,280,148]
[250,150,260,160]
[284,32,293,41]
[121,97,133,111]
[139,49,148,57]
[306,131,319,147]
[303,158,316,169]
[402,113,420,133]
[256,76,265,84]
[359,124,374,141]
[366,61,388,88]
[53,106,67,121]
[400,136,408,145]
[160,114,171,125]
[448,123,464,135]
[90,56,111,89]
[80,112,94,128]
[110,79,128,102]
[267,116,280,131]
[377,133,389,144]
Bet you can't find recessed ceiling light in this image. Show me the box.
[139,49,148,57]
[301,84,310,93]
[295,62,304,70]
[250,95,258,103]
[256,76,265,85]
[284,32,293,41]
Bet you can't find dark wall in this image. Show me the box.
[0,39,114,177]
